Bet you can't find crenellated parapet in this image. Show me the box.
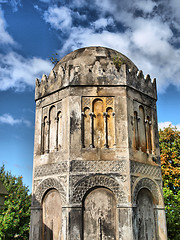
[126,67,157,99]
[35,47,157,100]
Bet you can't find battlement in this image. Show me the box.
[35,47,157,100]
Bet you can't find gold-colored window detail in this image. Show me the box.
[82,97,115,148]
[49,106,56,152]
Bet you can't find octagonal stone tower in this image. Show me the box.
[30,47,167,240]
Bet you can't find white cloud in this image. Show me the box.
[44,6,72,30]
[93,17,114,29]
[47,0,179,93]
[134,0,157,13]
[169,0,180,22]
[0,8,15,45]
[0,114,31,127]
[0,51,53,91]
[59,27,131,58]
[158,121,180,131]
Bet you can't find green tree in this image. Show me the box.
[0,165,31,240]
[159,126,180,240]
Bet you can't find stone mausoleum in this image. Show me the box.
[29,47,167,240]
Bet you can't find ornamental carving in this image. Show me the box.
[35,178,66,205]
[132,177,159,205]
[130,161,161,178]
[34,162,68,178]
[71,174,127,204]
[71,160,126,173]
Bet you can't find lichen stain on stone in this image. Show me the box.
[70,110,80,134]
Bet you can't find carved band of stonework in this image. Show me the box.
[130,161,161,178]
[34,178,66,206]
[71,174,127,204]
[34,162,68,178]
[71,160,126,173]
[132,177,160,206]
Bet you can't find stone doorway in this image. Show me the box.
[133,188,156,240]
[42,189,62,240]
[83,187,117,240]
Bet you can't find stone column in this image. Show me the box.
[118,207,133,240]
[29,206,42,240]
[89,112,95,148]
[103,112,108,148]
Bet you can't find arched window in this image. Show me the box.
[83,107,90,148]
[43,116,48,153]
[133,111,139,150]
[139,106,146,152]
[42,189,62,240]
[49,106,56,152]
[93,99,104,148]
[83,188,117,240]
[57,111,62,150]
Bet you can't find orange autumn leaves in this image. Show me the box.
[159,125,180,192]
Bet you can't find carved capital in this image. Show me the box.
[89,112,95,118]
[103,112,108,117]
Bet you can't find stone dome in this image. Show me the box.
[35,46,156,100]
[50,46,138,87]
[55,46,137,71]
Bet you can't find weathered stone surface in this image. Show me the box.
[30,46,167,240]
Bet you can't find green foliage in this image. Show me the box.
[159,126,180,239]
[49,53,59,66]
[113,55,124,71]
[0,165,31,240]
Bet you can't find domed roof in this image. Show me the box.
[46,46,138,88]
[35,46,156,100]
[54,46,137,71]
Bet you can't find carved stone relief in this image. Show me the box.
[71,174,127,204]
[35,178,66,205]
[34,163,68,178]
[71,160,126,173]
[132,178,159,205]
[130,161,161,178]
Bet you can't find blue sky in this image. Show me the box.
[0,0,180,191]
